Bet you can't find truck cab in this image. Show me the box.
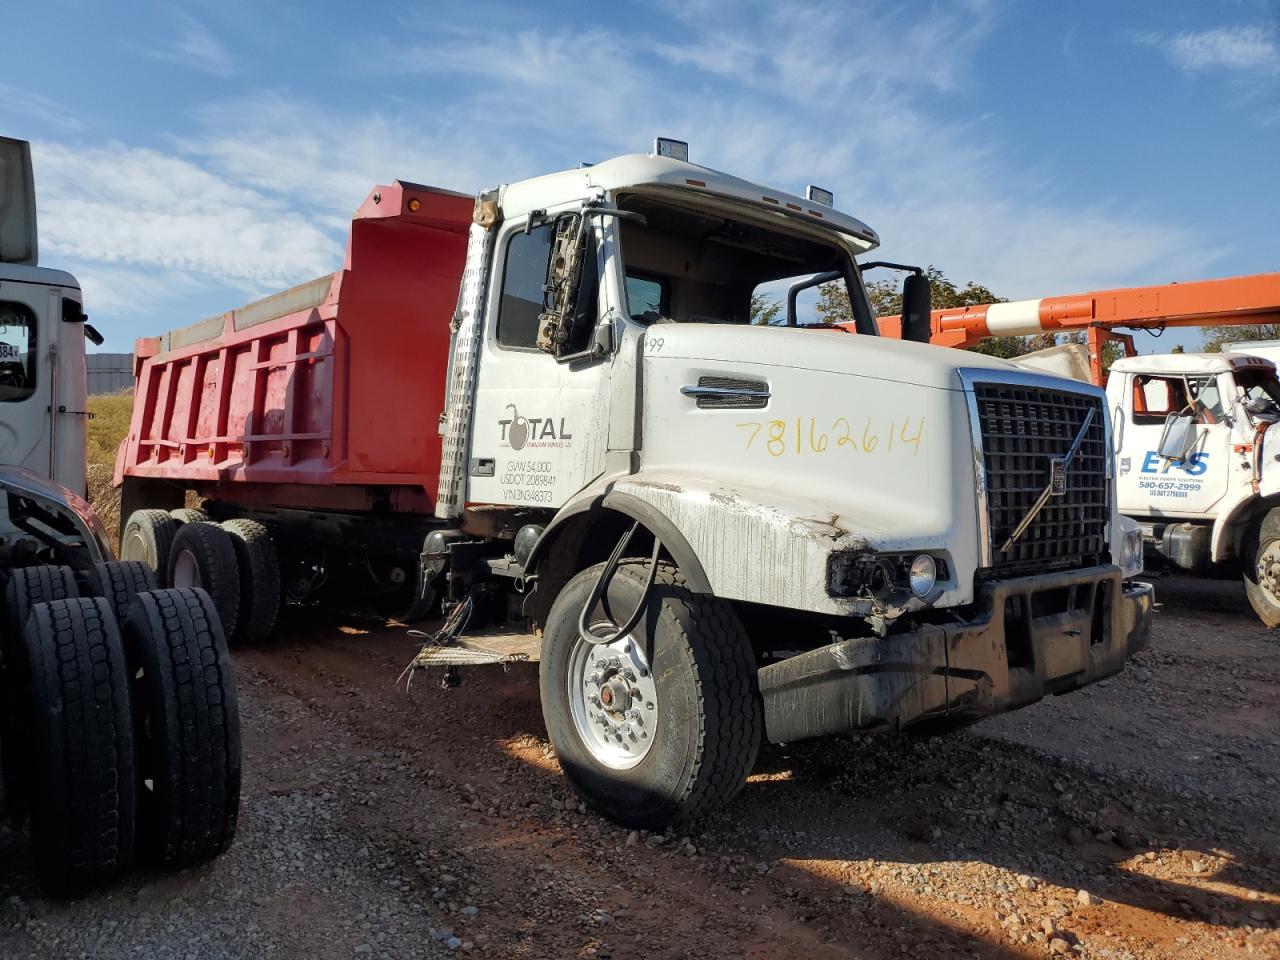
[0,137,92,519]
[1107,351,1280,622]
[120,140,1154,828]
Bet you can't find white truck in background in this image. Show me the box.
[1105,349,1280,624]
[0,136,240,895]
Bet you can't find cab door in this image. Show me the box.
[1116,371,1232,517]
[0,282,51,477]
[466,210,618,508]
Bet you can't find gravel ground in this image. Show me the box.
[1,574,1277,959]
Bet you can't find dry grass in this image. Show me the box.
[86,392,133,545]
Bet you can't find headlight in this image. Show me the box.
[1119,522,1144,577]
[909,554,937,597]
[827,551,948,601]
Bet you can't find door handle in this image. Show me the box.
[679,385,770,400]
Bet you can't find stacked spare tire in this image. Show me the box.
[0,526,243,895]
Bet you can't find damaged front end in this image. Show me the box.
[759,564,1153,743]
[827,548,953,636]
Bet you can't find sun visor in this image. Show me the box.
[0,137,38,265]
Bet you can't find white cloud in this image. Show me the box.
[149,11,235,76]
[24,0,1221,345]
[0,85,85,134]
[32,141,339,289]
[333,2,1201,298]
[1136,25,1280,75]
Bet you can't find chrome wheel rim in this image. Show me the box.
[172,549,202,589]
[1258,539,1280,601]
[566,626,658,770]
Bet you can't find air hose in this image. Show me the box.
[576,521,663,645]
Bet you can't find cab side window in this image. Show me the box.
[1133,374,1224,425]
[1133,375,1176,425]
[0,301,37,403]
[496,224,552,349]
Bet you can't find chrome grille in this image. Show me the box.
[973,381,1109,576]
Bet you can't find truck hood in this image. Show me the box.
[644,323,1019,390]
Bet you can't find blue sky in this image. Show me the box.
[4,0,1278,353]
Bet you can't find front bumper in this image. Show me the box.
[758,564,1153,743]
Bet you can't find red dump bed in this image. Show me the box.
[116,181,473,514]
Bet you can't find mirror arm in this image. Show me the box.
[858,261,924,276]
[582,203,647,227]
[786,271,841,326]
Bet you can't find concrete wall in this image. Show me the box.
[87,352,133,395]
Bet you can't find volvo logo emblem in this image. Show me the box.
[1001,407,1096,552]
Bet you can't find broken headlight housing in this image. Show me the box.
[827,551,949,602]
[1118,517,1144,578]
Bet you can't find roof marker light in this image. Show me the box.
[653,137,690,162]
[806,185,834,206]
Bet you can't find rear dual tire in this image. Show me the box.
[121,509,180,586]
[220,519,281,643]
[168,522,242,643]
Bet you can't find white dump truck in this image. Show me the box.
[0,136,241,894]
[1106,349,1280,624]
[118,138,1152,828]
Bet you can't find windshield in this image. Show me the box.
[614,195,876,333]
[1236,368,1280,420]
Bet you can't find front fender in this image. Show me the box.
[536,469,972,616]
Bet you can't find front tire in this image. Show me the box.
[1243,509,1280,628]
[539,560,761,829]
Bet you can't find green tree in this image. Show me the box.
[833,265,1040,358]
[1201,324,1280,352]
[750,293,782,326]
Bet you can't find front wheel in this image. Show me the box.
[1243,509,1280,627]
[539,560,761,829]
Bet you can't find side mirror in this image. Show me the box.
[901,273,932,343]
[536,214,586,357]
[1157,413,1196,461]
[592,319,614,356]
[1245,396,1280,419]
